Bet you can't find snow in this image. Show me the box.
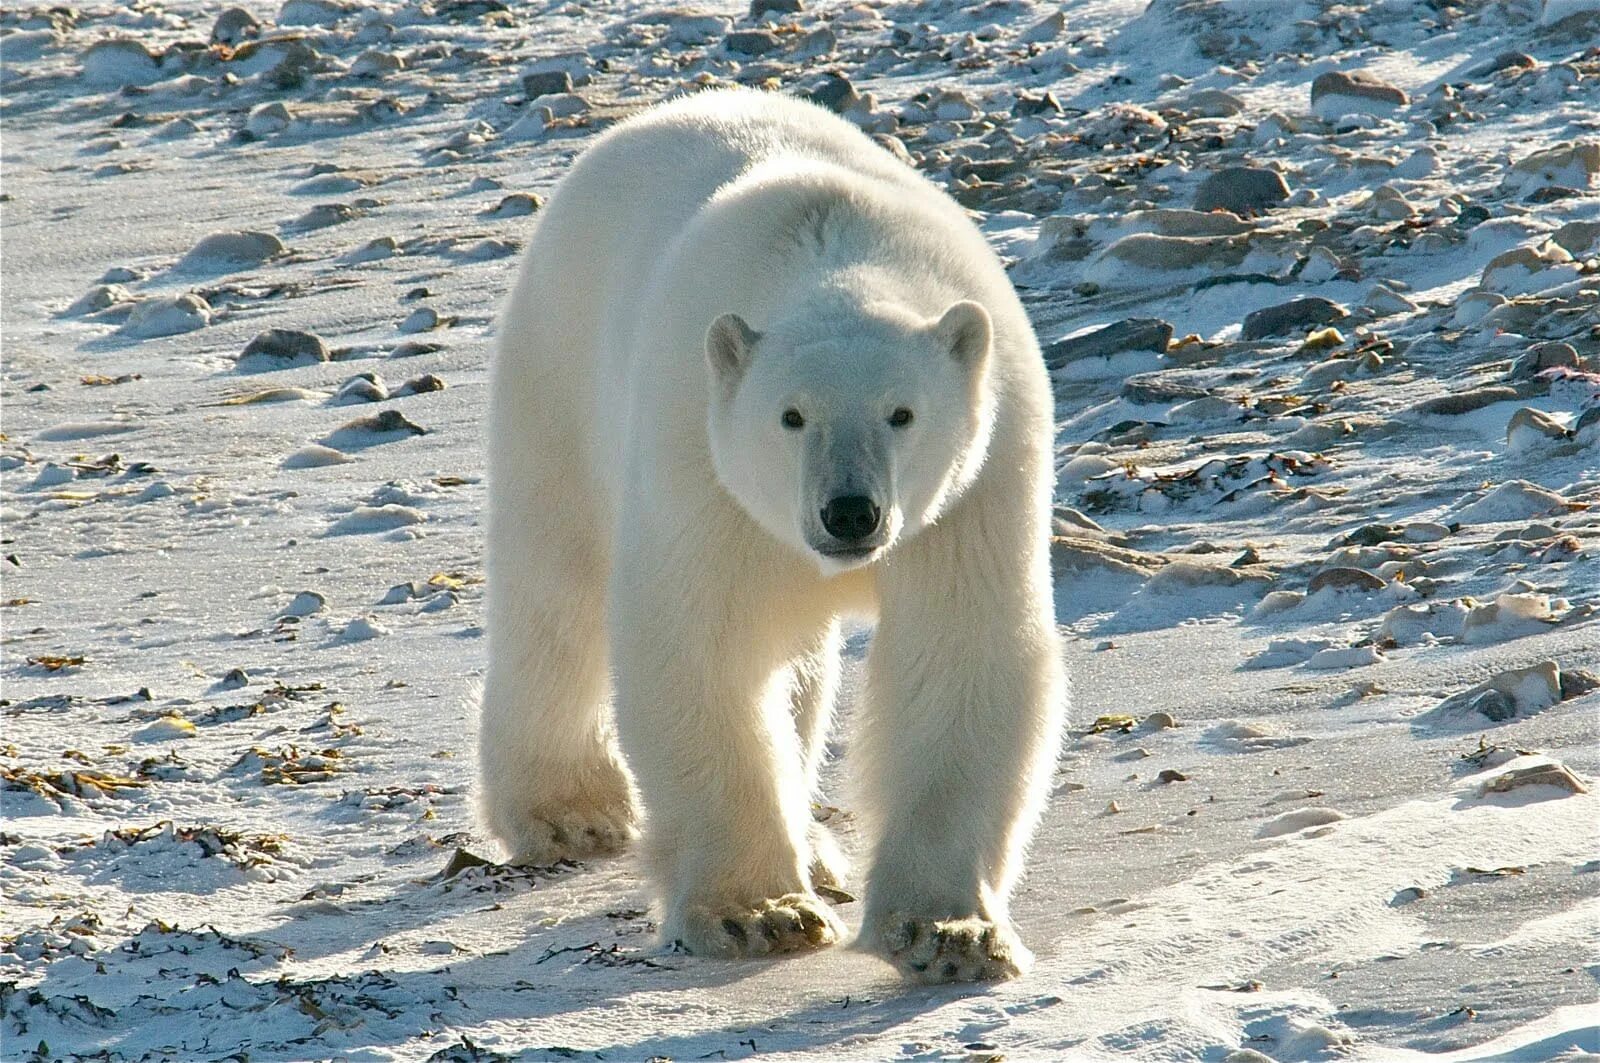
[3,0,1597,1058]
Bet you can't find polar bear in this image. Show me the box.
[480,88,1066,983]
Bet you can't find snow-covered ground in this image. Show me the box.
[3,0,1598,1059]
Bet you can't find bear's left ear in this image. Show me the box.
[933,301,992,369]
[706,313,761,388]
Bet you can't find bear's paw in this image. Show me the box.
[675,893,843,958]
[496,800,638,867]
[878,915,1031,984]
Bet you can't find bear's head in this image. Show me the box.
[705,297,996,573]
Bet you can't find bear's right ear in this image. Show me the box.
[706,313,761,388]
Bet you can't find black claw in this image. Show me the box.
[722,918,748,944]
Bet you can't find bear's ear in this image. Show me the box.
[933,300,992,369]
[706,313,761,387]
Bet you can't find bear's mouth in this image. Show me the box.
[815,545,881,561]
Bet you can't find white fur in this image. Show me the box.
[480,88,1067,982]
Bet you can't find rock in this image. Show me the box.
[1454,480,1572,523]
[351,49,403,78]
[1192,166,1290,214]
[238,329,329,372]
[211,6,262,44]
[246,101,293,137]
[81,39,161,87]
[1241,298,1347,341]
[122,295,211,338]
[1476,51,1536,77]
[1451,291,1506,327]
[724,29,780,55]
[394,373,445,396]
[1505,141,1600,193]
[321,409,427,449]
[1481,760,1589,797]
[284,590,327,617]
[64,284,133,316]
[1510,341,1580,379]
[800,72,858,114]
[176,230,285,271]
[1179,88,1244,118]
[1141,712,1178,731]
[1364,283,1417,316]
[1019,10,1065,42]
[279,0,347,27]
[522,70,572,99]
[400,307,449,333]
[1507,407,1574,449]
[1412,386,1518,416]
[283,445,354,469]
[1310,70,1408,120]
[1259,807,1347,838]
[1430,662,1562,728]
[485,192,541,218]
[1307,567,1385,594]
[666,13,731,44]
[333,373,388,404]
[1481,242,1578,295]
[750,0,802,17]
[1043,318,1172,370]
[1097,233,1250,273]
[1550,220,1600,256]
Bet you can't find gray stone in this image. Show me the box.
[239,328,330,371]
[1240,297,1346,340]
[801,73,858,114]
[1043,318,1172,370]
[1193,167,1289,214]
[522,70,572,99]
[724,29,780,55]
[750,0,802,17]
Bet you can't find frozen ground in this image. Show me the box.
[3,0,1598,1059]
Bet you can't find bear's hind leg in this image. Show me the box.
[479,533,638,866]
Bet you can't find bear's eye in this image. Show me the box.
[781,408,805,430]
[888,407,914,428]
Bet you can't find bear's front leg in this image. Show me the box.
[610,556,844,959]
[855,509,1067,984]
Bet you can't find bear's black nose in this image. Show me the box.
[821,495,881,543]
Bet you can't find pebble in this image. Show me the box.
[394,373,446,397]
[1453,479,1571,523]
[1241,298,1347,341]
[218,668,250,690]
[65,284,133,316]
[238,329,330,372]
[1192,166,1290,214]
[750,0,802,16]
